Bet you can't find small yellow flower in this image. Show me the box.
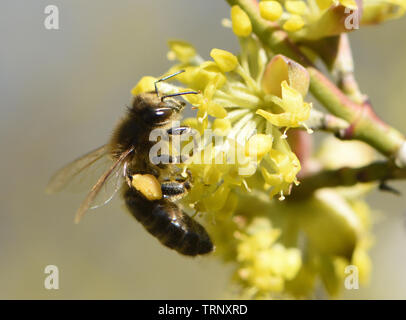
[245,134,273,159]
[269,148,301,183]
[257,81,312,128]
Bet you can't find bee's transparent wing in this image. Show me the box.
[46,145,110,194]
[74,147,134,224]
[47,145,133,222]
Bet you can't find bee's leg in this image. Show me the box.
[167,126,191,136]
[161,179,192,200]
[154,154,190,164]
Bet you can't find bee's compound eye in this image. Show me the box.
[143,107,173,125]
[155,108,172,117]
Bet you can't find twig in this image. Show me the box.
[293,161,406,198]
[334,34,366,104]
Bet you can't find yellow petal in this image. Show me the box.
[245,134,274,158]
[261,168,284,186]
[208,101,228,118]
[280,80,303,112]
[261,54,310,98]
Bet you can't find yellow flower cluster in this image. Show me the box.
[129,5,380,299]
[208,174,373,298]
[133,33,313,208]
[235,218,302,297]
[254,0,406,39]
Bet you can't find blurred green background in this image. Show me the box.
[0,0,405,299]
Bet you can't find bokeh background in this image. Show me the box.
[0,0,405,299]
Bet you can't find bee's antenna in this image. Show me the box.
[161,91,200,101]
[154,70,186,97]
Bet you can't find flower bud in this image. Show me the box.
[259,1,283,21]
[210,48,239,73]
[283,14,305,32]
[131,76,156,95]
[231,5,252,37]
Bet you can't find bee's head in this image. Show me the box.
[131,92,190,127]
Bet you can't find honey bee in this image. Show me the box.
[47,71,213,256]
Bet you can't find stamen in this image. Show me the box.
[281,128,288,139]
[198,112,208,123]
[228,113,254,140]
[242,179,251,192]
[235,65,261,94]
[301,122,314,134]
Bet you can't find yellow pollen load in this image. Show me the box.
[259,1,283,22]
[131,174,162,201]
[231,5,252,37]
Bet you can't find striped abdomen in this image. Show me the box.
[123,186,213,256]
